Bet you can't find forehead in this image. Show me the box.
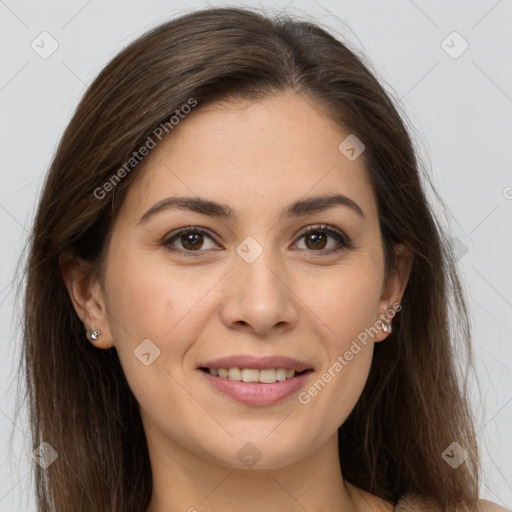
[121,92,377,224]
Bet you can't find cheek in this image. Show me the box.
[102,255,192,413]
[298,331,374,439]
[306,262,383,351]
[103,247,223,387]
[295,262,382,423]
[105,245,208,338]
[105,258,172,338]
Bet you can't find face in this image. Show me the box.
[71,91,410,470]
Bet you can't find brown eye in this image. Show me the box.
[180,232,204,251]
[163,227,218,255]
[303,231,328,250]
[293,224,352,254]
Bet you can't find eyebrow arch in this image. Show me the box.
[137,192,365,225]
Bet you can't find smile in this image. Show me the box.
[198,367,314,406]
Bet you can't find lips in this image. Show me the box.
[197,354,314,406]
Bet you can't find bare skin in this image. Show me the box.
[62,91,413,512]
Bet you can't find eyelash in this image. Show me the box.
[161,224,353,258]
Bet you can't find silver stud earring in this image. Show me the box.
[87,328,101,341]
[382,322,392,334]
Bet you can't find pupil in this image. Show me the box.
[307,232,326,250]
[183,233,202,250]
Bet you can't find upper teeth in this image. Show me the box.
[209,368,296,383]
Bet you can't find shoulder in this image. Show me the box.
[394,493,510,511]
[477,498,511,512]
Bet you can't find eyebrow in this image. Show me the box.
[137,193,365,225]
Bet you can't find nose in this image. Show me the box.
[219,248,299,336]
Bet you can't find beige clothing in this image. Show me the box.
[394,493,511,511]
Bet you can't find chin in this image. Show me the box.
[200,431,310,471]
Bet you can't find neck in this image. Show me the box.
[145,430,359,512]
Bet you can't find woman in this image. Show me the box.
[19,6,508,512]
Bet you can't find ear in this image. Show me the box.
[374,243,413,342]
[59,252,114,349]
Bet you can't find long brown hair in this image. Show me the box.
[16,6,480,511]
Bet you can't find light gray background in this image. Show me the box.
[1,1,511,510]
